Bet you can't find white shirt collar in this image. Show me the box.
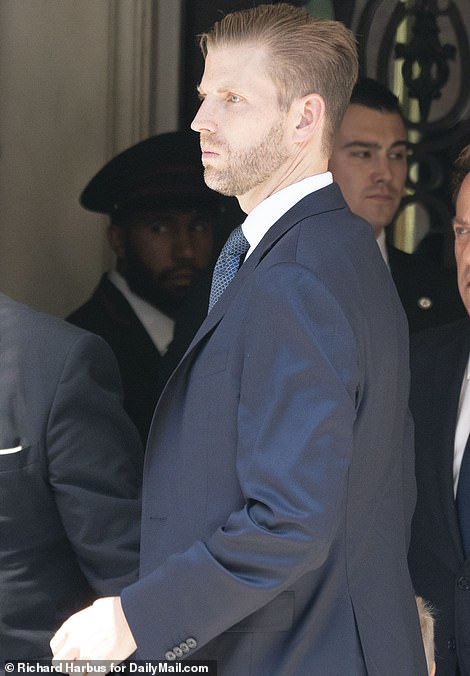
[241,173,333,260]
[376,230,389,266]
[108,270,174,355]
[453,351,470,495]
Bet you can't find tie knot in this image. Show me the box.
[222,225,250,258]
[207,225,250,313]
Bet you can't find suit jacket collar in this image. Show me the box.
[92,274,162,355]
[184,183,346,355]
[155,182,347,424]
[95,274,144,329]
[431,319,470,558]
[436,320,470,430]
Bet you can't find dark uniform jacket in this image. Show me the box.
[388,244,465,333]
[68,274,164,444]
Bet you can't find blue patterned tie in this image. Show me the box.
[457,433,470,556]
[208,225,250,313]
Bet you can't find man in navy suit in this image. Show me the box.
[0,293,141,661]
[51,5,427,674]
[408,144,470,675]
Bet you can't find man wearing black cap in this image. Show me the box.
[68,131,221,442]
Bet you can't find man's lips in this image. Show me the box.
[366,192,395,201]
[165,269,197,286]
[201,148,220,161]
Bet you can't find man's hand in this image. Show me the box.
[50,596,137,663]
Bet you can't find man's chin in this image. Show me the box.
[203,169,235,197]
[148,291,186,317]
[164,283,192,300]
[362,213,394,233]
[166,272,197,287]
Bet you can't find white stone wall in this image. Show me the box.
[0,0,180,316]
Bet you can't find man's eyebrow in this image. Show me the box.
[453,216,470,227]
[341,140,409,150]
[196,83,239,97]
[342,141,380,150]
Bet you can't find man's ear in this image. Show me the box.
[293,93,325,141]
[107,224,126,259]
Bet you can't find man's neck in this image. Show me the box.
[238,148,328,214]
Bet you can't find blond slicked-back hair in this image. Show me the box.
[416,596,435,675]
[198,3,358,155]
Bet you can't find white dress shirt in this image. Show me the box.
[376,230,389,266]
[241,173,333,259]
[453,353,470,496]
[108,270,174,356]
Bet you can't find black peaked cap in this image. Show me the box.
[80,130,218,215]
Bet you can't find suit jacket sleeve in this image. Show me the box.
[46,332,142,594]
[122,262,363,655]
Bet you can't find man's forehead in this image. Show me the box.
[456,173,470,209]
[200,44,270,88]
[137,207,211,216]
[339,104,407,145]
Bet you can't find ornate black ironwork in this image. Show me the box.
[395,1,456,123]
[355,0,470,266]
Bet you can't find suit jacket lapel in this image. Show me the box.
[433,321,470,558]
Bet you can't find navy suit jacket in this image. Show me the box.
[122,184,427,675]
[0,294,142,660]
[409,318,470,676]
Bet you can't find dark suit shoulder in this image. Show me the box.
[387,244,466,332]
[0,292,100,351]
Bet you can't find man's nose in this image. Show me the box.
[372,156,393,183]
[191,98,216,134]
[172,230,196,260]
[460,236,470,266]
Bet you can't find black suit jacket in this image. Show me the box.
[388,244,465,333]
[409,318,470,676]
[68,274,164,443]
[0,294,141,660]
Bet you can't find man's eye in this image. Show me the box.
[228,94,242,103]
[351,151,370,159]
[454,226,470,237]
[150,223,169,234]
[191,221,210,233]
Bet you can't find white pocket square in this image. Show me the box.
[0,445,23,455]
